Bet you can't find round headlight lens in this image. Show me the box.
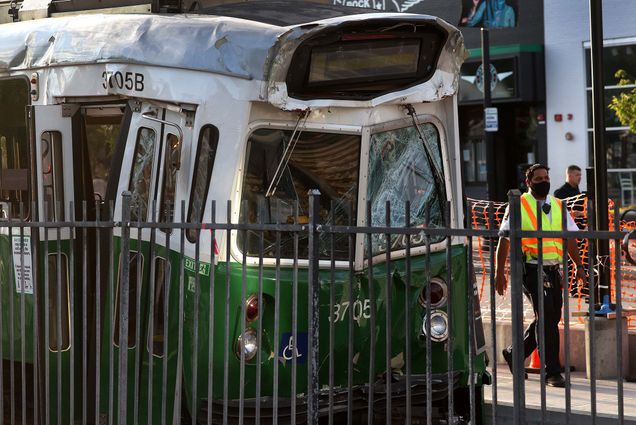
[422,310,449,342]
[418,277,448,309]
[235,328,258,361]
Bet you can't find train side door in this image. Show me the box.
[33,104,89,424]
[106,101,194,424]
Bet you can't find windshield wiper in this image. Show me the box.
[265,110,310,198]
[405,104,447,217]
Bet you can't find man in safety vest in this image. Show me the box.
[494,164,585,388]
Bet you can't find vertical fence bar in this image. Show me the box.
[173,201,186,425]
[561,199,572,423]
[108,200,116,425]
[94,202,103,425]
[239,200,248,425]
[133,206,143,425]
[192,213,201,425]
[160,202,173,425]
[535,199,546,423]
[8,217,15,425]
[405,202,412,425]
[19,205,26,425]
[69,202,76,425]
[614,201,624,424]
[365,201,375,425]
[147,199,157,425]
[384,202,392,424]
[0,219,5,423]
[206,201,217,425]
[587,200,597,425]
[43,207,50,425]
[0,219,4,425]
[272,199,281,425]
[55,206,62,425]
[446,201,454,423]
[31,200,39,425]
[347,201,354,425]
[328,201,335,425]
[291,200,299,425]
[223,201,231,425]
[82,202,88,425]
[424,208,432,425]
[487,200,496,425]
[307,190,320,424]
[256,209,265,425]
[508,190,525,425]
[465,203,475,424]
[118,192,132,425]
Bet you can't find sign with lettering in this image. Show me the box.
[12,236,33,294]
[485,107,499,132]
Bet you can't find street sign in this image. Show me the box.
[485,107,498,132]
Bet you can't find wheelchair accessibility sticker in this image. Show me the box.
[279,332,307,364]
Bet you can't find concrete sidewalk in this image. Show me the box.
[484,368,636,424]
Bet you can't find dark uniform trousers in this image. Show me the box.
[510,263,563,375]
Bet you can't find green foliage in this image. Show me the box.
[609,70,636,134]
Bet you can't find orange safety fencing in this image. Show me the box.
[468,194,636,328]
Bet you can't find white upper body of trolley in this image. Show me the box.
[0,9,467,265]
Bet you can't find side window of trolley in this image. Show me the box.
[238,128,361,260]
[158,132,179,230]
[47,253,70,351]
[128,127,157,222]
[367,122,446,257]
[148,257,169,357]
[187,125,219,242]
[0,78,31,220]
[41,131,65,221]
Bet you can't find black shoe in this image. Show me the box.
[502,349,528,379]
[546,373,566,388]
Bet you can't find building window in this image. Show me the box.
[585,42,636,205]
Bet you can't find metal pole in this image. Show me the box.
[307,190,321,424]
[508,189,526,425]
[589,0,610,304]
[118,191,132,425]
[482,28,497,201]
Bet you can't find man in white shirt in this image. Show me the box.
[494,164,585,388]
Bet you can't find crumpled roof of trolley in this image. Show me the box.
[0,11,461,78]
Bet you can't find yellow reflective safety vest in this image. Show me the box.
[519,192,564,262]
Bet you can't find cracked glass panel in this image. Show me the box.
[239,128,360,259]
[367,123,446,256]
[128,127,156,222]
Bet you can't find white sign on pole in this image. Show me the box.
[12,235,33,294]
[485,107,498,132]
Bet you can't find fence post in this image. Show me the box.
[307,189,321,424]
[118,191,132,425]
[507,189,526,424]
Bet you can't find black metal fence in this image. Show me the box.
[0,189,631,424]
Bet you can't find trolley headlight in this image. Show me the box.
[418,277,448,309]
[235,328,258,361]
[421,310,449,342]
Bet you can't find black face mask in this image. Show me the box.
[530,181,550,198]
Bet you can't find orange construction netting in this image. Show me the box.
[468,194,636,328]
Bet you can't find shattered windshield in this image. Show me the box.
[367,123,446,256]
[239,128,360,260]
